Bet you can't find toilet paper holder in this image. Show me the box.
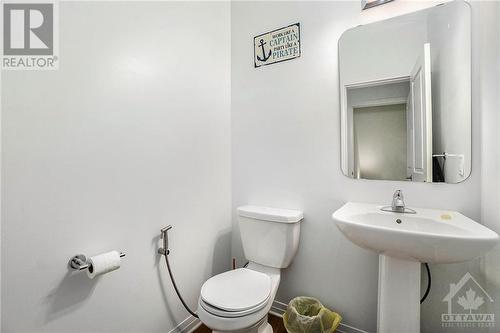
[69,252,126,271]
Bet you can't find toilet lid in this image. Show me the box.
[200,268,271,312]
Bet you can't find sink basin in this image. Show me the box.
[332,202,499,333]
[332,202,499,263]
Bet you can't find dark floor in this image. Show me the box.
[194,314,286,333]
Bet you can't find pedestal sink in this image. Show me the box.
[332,202,499,333]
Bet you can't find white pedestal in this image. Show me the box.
[377,255,421,333]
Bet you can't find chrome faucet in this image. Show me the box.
[391,190,405,212]
[381,190,416,214]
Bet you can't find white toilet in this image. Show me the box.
[197,205,303,333]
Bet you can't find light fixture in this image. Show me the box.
[361,0,394,10]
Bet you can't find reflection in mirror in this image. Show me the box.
[339,1,471,183]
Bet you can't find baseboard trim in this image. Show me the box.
[173,301,371,333]
[271,300,371,333]
[168,315,202,333]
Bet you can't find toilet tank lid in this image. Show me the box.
[237,205,303,223]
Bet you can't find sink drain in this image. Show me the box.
[396,219,402,224]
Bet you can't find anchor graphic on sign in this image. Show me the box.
[256,39,272,62]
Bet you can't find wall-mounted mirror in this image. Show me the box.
[339,1,471,183]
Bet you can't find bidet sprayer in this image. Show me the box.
[158,225,172,256]
[157,224,199,318]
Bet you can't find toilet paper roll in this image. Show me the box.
[87,251,121,279]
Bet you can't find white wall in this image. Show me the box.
[1,2,231,332]
[479,2,500,333]
[231,1,487,332]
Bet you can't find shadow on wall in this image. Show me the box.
[44,267,98,323]
[211,229,232,276]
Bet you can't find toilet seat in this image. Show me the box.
[200,268,271,317]
[200,297,269,318]
[197,263,282,332]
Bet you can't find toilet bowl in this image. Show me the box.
[197,205,303,333]
[198,262,280,333]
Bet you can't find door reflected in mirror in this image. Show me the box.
[339,1,471,183]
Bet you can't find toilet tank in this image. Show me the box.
[237,205,303,268]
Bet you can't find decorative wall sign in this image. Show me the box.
[254,23,301,68]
